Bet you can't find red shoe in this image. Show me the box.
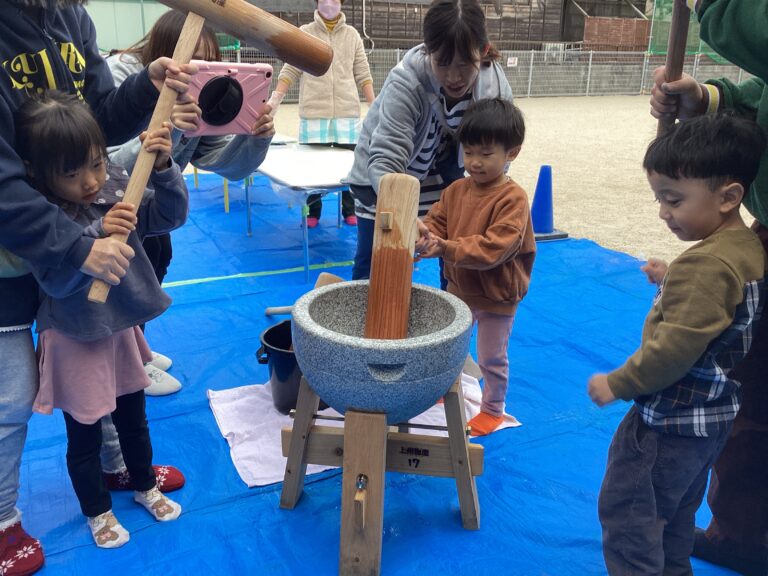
[306,217,319,228]
[344,215,358,226]
[102,465,186,493]
[0,522,44,576]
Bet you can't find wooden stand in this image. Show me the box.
[280,377,482,575]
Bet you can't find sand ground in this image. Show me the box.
[269,96,752,265]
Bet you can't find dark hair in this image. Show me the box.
[643,113,767,191]
[457,98,525,150]
[14,90,106,192]
[423,0,499,68]
[122,10,221,65]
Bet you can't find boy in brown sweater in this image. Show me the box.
[416,98,536,437]
[587,113,768,575]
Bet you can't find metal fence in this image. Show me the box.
[222,47,748,103]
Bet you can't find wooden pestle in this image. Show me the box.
[364,174,420,339]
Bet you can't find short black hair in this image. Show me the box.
[643,113,767,191]
[14,90,106,193]
[457,97,525,150]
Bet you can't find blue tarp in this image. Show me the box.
[19,173,737,575]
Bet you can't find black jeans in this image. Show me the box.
[64,390,155,517]
[143,233,173,284]
[307,190,355,219]
[598,407,731,576]
[140,233,172,333]
[306,143,356,219]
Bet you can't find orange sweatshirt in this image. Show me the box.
[423,177,536,315]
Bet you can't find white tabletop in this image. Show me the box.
[257,143,355,189]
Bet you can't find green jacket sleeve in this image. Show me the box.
[697,0,768,80]
[607,252,743,400]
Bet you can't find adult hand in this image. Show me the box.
[170,93,202,132]
[640,257,668,285]
[650,67,707,122]
[587,374,617,407]
[102,202,137,236]
[251,104,275,138]
[80,237,135,285]
[147,57,198,96]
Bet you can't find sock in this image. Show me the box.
[468,411,504,437]
[87,510,130,548]
[134,485,182,521]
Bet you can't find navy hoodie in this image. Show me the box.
[0,0,158,327]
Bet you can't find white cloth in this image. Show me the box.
[207,373,521,487]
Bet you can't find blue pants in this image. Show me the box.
[598,406,731,575]
[0,329,37,526]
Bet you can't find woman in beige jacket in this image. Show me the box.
[269,0,375,227]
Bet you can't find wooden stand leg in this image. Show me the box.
[339,411,388,576]
[280,377,321,509]
[443,378,480,530]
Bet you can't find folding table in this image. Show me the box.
[254,143,355,281]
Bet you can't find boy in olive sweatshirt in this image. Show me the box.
[587,113,768,575]
[416,98,535,437]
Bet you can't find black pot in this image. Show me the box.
[256,320,327,414]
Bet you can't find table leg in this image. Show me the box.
[338,189,342,228]
[301,201,310,282]
[245,176,253,237]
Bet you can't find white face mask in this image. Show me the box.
[317,0,341,20]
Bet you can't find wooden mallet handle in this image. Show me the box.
[158,0,334,77]
[87,12,205,303]
[657,1,691,136]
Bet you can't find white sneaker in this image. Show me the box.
[144,364,182,396]
[149,351,172,371]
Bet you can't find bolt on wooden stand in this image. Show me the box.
[280,175,482,576]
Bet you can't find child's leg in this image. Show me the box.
[99,415,125,474]
[62,413,113,517]
[111,391,182,521]
[467,310,514,437]
[660,428,731,575]
[598,408,665,574]
[63,412,130,548]
[474,309,514,416]
[598,407,731,575]
[110,390,154,492]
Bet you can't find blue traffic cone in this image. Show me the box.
[531,165,568,241]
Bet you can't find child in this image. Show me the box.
[108,9,274,397]
[14,91,187,548]
[587,113,768,575]
[345,0,513,281]
[415,98,535,437]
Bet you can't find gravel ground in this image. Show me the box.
[272,96,754,265]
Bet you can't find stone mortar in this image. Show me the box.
[291,281,472,424]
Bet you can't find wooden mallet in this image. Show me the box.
[657,0,691,136]
[87,0,334,303]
